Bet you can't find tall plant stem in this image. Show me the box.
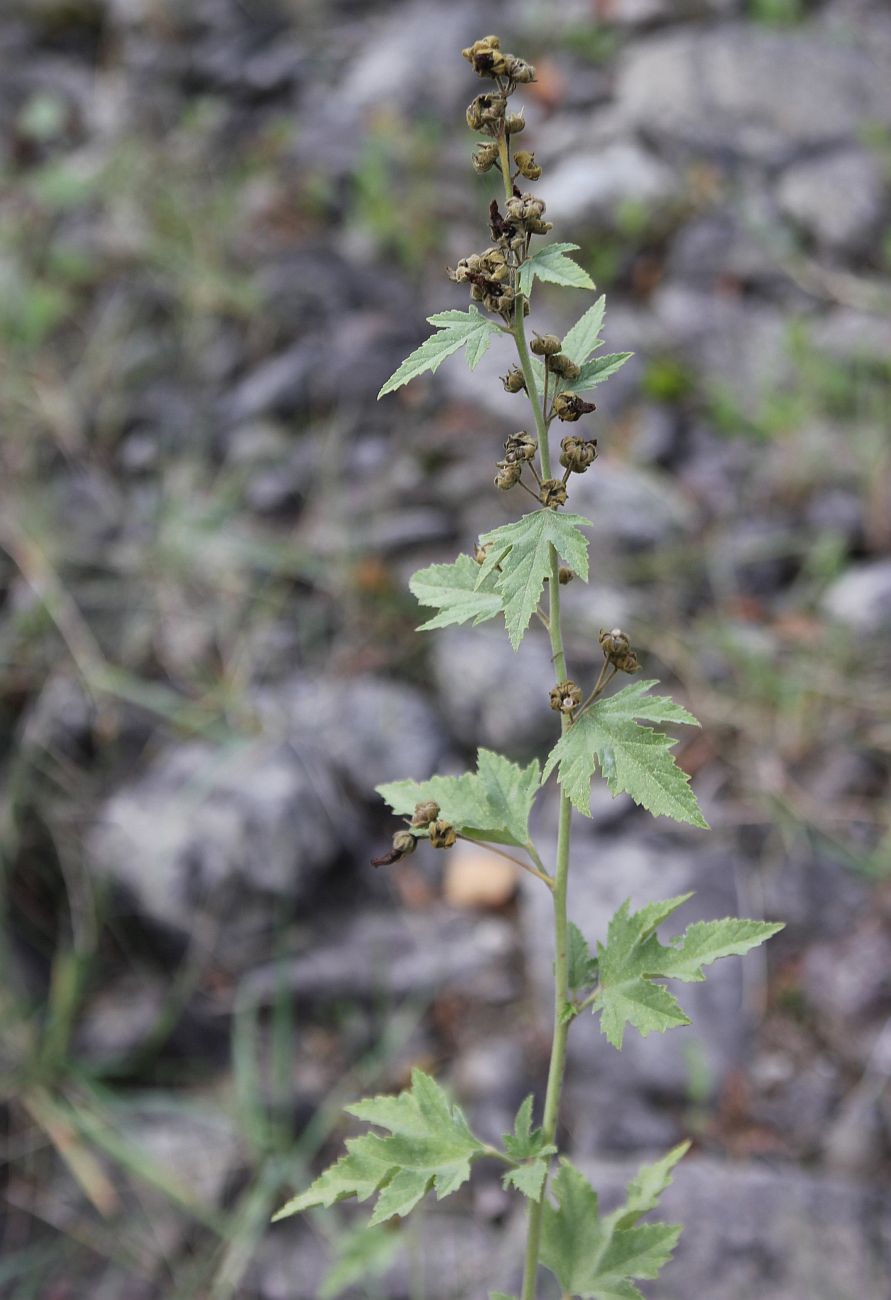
[499,125,574,1300]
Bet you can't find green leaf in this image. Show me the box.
[476,510,591,649]
[655,917,786,983]
[610,1142,690,1231]
[410,553,502,631]
[504,1158,549,1202]
[377,748,541,848]
[574,352,634,392]
[541,680,706,827]
[320,1222,401,1300]
[568,922,598,992]
[592,897,784,1049]
[518,242,596,296]
[377,306,501,398]
[540,1160,682,1299]
[273,1068,484,1226]
[503,1095,555,1161]
[562,297,607,364]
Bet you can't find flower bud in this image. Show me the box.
[514,151,542,181]
[547,354,581,380]
[553,392,596,422]
[501,366,526,393]
[429,819,457,849]
[411,800,440,827]
[549,680,582,714]
[539,478,568,508]
[494,460,522,490]
[530,333,562,357]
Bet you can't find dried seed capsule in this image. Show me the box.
[553,392,597,422]
[429,819,457,849]
[547,354,581,380]
[558,567,574,584]
[494,460,523,490]
[473,542,492,565]
[506,56,536,83]
[472,141,499,173]
[371,829,418,867]
[514,151,542,181]
[501,366,526,393]
[549,680,582,714]
[527,217,553,235]
[503,430,537,463]
[411,800,441,827]
[539,478,568,508]
[559,435,598,473]
[599,627,641,674]
[505,112,526,134]
[530,333,562,357]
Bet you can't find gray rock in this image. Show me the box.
[821,560,891,634]
[270,673,445,792]
[778,149,886,255]
[650,284,791,404]
[241,906,518,1006]
[568,460,696,549]
[430,624,556,754]
[543,141,679,228]
[617,24,891,163]
[86,738,341,940]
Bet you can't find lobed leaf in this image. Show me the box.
[476,510,591,649]
[377,306,501,398]
[568,922,598,992]
[562,297,607,364]
[503,1095,555,1162]
[592,897,784,1049]
[541,680,706,827]
[273,1068,484,1226]
[519,243,596,296]
[540,1159,682,1299]
[573,352,634,392]
[504,1158,549,1202]
[377,748,541,848]
[410,553,502,631]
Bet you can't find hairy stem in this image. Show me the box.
[499,124,575,1300]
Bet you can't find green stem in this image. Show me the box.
[498,123,575,1300]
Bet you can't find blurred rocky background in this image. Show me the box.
[1,0,890,1296]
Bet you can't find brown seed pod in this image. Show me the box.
[553,392,596,422]
[549,680,582,714]
[599,627,641,674]
[501,366,526,393]
[530,333,562,357]
[558,567,575,584]
[539,478,568,508]
[494,460,523,490]
[503,431,537,463]
[411,800,441,827]
[559,435,598,473]
[547,354,581,381]
[429,819,457,849]
[514,151,542,181]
